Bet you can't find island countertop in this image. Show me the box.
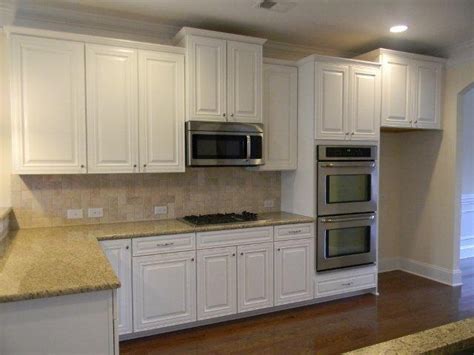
[0,212,314,303]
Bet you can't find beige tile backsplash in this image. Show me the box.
[10,168,281,229]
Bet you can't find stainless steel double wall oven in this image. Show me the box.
[316,145,377,271]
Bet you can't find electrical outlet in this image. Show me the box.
[154,205,168,215]
[88,208,103,218]
[264,199,274,208]
[67,209,83,219]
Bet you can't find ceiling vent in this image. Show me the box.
[255,0,297,13]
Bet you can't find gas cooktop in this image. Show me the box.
[182,211,258,226]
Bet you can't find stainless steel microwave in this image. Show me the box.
[186,121,264,167]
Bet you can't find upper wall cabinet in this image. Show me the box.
[356,49,445,130]
[256,61,297,171]
[314,58,381,141]
[86,44,139,173]
[174,27,265,123]
[8,30,185,174]
[10,35,87,174]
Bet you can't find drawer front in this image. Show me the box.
[197,227,273,249]
[274,223,314,241]
[132,233,195,256]
[316,272,376,297]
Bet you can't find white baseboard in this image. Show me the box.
[377,257,462,287]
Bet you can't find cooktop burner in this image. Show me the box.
[182,211,258,226]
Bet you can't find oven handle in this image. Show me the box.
[320,162,376,168]
[320,215,375,223]
[246,135,251,160]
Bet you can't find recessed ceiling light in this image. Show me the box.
[390,25,408,33]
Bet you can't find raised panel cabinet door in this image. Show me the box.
[274,238,314,306]
[315,62,349,140]
[187,35,227,121]
[100,239,133,335]
[381,54,412,128]
[260,64,297,170]
[349,66,381,141]
[86,44,139,173]
[227,41,262,123]
[10,34,87,174]
[138,50,185,173]
[197,247,237,320]
[133,251,196,332]
[237,243,274,312]
[412,60,443,129]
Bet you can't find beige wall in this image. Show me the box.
[0,31,11,207]
[461,88,474,195]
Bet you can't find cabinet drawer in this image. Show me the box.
[132,233,195,256]
[316,272,376,297]
[197,227,273,249]
[274,223,314,241]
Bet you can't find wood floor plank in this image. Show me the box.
[120,258,474,354]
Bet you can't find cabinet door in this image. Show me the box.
[101,239,132,335]
[86,44,139,173]
[274,238,314,306]
[133,251,196,331]
[197,247,237,320]
[10,35,86,174]
[138,50,185,173]
[186,36,227,121]
[227,41,262,123]
[412,60,443,129]
[260,64,297,170]
[237,243,273,312]
[380,54,412,128]
[349,66,381,141]
[315,62,349,140]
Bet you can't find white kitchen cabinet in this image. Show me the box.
[175,28,265,123]
[274,238,314,305]
[227,41,262,123]
[197,247,237,320]
[237,243,273,312]
[314,58,381,141]
[315,62,349,140]
[349,66,381,140]
[10,34,87,174]
[86,44,139,173]
[100,239,133,335]
[133,251,196,331]
[185,35,227,121]
[138,50,185,172]
[257,62,297,171]
[356,49,444,130]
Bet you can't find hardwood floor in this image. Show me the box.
[121,258,474,354]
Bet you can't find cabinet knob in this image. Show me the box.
[351,132,354,136]
[414,120,418,124]
[191,258,195,262]
[232,253,236,257]
[223,113,226,117]
[240,252,244,256]
[133,164,137,168]
[80,164,85,168]
[231,113,234,117]
[143,164,147,168]
[277,248,281,252]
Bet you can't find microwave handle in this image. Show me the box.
[246,135,251,160]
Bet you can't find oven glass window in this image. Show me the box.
[192,134,247,159]
[326,175,371,203]
[326,227,370,258]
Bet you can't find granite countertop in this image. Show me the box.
[0,207,12,220]
[346,317,474,354]
[0,212,314,303]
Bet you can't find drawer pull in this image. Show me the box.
[341,282,354,287]
[156,242,175,247]
[288,230,302,234]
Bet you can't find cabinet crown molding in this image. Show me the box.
[173,26,267,45]
[357,48,447,64]
[297,53,381,67]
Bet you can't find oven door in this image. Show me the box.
[187,131,263,166]
[317,213,376,271]
[317,161,377,216]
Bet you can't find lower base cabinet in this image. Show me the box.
[274,238,314,305]
[133,251,196,331]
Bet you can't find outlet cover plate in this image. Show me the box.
[67,209,83,219]
[154,206,168,215]
[264,199,274,208]
[88,208,103,218]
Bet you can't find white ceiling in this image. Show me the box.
[9,0,474,57]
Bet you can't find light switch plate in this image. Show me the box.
[67,209,83,219]
[264,199,274,208]
[154,206,168,215]
[88,208,103,218]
